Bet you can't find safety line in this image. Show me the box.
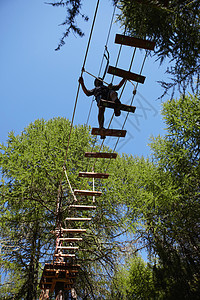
[105,51,148,171]
[56,0,100,208]
[86,3,117,126]
[63,166,78,202]
[91,46,138,170]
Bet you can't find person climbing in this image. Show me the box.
[78,76,126,129]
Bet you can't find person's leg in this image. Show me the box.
[109,90,118,102]
[98,106,105,128]
[109,90,121,116]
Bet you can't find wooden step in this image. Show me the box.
[85,152,117,159]
[69,205,96,210]
[92,127,126,138]
[100,99,136,113]
[108,66,145,84]
[65,217,92,222]
[74,189,102,196]
[54,254,76,258]
[115,34,155,51]
[64,285,74,290]
[79,171,109,179]
[62,228,87,233]
[59,238,83,242]
[57,246,79,250]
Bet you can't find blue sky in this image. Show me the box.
[0,0,170,157]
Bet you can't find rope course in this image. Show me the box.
[86,3,117,126]
[39,0,156,298]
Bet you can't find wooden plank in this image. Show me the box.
[54,254,76,258]
[74,189,102,196]
[64,285,73,290]
[79,171,109,179]
[59,238,83,242]
[69,205,96,210]
[65,217,92,221]
[91,127,126,138]
[57,246,79,250]
[42,279,73,285]
[62,228,87,233]
[85,152,117,159]
[45,266,80,272]
[100,99,136,113]
[115,34,155,51]
[108,66,145,84]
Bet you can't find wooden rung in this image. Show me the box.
[74,189,102,196]
[57,246,79,250]
[85,152,117,159]
[91,127,126,138]
[115,34,155,51]
[79,172,109,179]
[59,238,83,242]
[54,254,76,257]
[69,205,96,210]
[64,285,73,290]
[65,217,92,221]
[62,228,87,233]
[100,99,136,113]
[41,281,54,285]
[108,66,145,84]
[66,270,79,273]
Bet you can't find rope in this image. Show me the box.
[91,46,138,170]
[63,166,78,202]
[56,0,100,210]
[105,51,148,171]
[86,3,117,126]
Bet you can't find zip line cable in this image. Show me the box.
[56,0,100,211]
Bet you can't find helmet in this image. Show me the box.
[94,77,103,87]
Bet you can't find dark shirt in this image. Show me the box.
[87,84,119,104]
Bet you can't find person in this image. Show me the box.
[79,76,126,129]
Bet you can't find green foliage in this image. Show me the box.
[111,255,158,299]
[111,93,200,299]
[0,117,140,299]
[117,0,200,95]
[0,118,97,298]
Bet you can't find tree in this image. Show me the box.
[0,118,97,298]
[111,255,158,299]
[108,93,200,299]
[0,117,141,299]
[117,0,200,96]
[48,0,199,96]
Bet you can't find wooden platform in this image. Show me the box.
[69,205,96,210]
[100,99,136,113]
[85,152,117,159]
[40,263,80,291]
[92,127,126,138]
[108,66,145,84]
[115,34,155,51]
[79,171,109,179]
[74,189,102,196]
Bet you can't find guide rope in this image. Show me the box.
[86,3,117,126]
[56,0,100,207]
